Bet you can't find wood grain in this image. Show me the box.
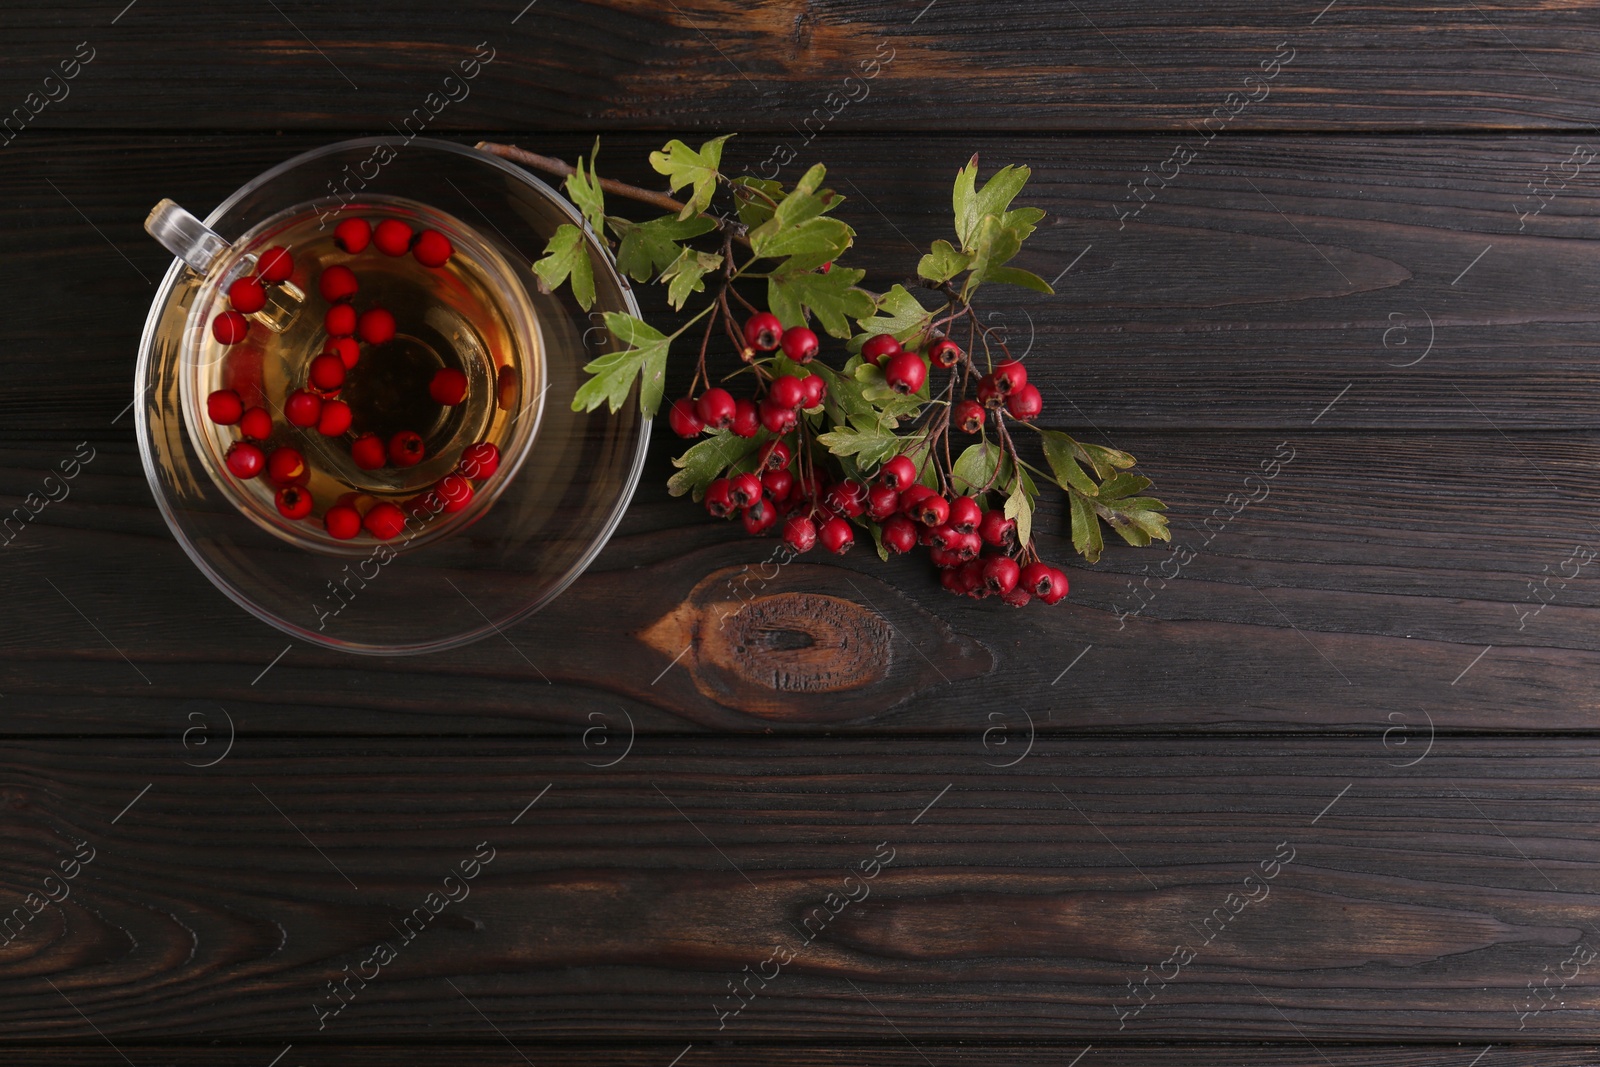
[1,738,1597,1042]
[3,2,1598,132]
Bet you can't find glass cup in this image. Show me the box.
[137,137,648,655]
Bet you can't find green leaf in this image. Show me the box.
[565,139,607,237]
[817,425,915,469]
[985,265,1054,294]
[532,223,596,311]
[918,239,971,284]
[570,312,671,417]
[610,214,718,284]
[1005,477,1034,549]
[1098,471,1154,501]
[1069,489,1104,563]
[951,441,1007,495]
[1074,440,1138,479]
[660,247,723,310]
[849,284,936,351]
[731,176,784,229]
[1096,496,1170,546]
[869,521,890,562]
[749,214,853,262]
[768,266,874,338]
[667,430,762,500]
[648,134,732,219]
[952,157,1033,250]
[1039,430,1098,496]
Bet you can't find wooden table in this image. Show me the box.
[5,2,1599,1063]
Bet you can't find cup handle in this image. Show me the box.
[145,198,231,274]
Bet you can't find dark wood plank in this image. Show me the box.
[8,132,1600,440]
[3,738,1598,1042]
[3,2,1598,132]
[2,427,1594,733]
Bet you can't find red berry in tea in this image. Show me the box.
[284,389,322,428]
[318,264,358,303]
[327,336,360,370]
[238,406,272,441]
[267,446,308,487]
[256,246,293,284]
[374,218,413,256]
[228,276,267,314]
[429,367,468,406]
[324,303,357,337]
[459,441,500,479]
[324,502,362,540]
[412,229,453,268]
[212,310,248,345]
[358,307,396,345]
[363,502,407,540]
[309,352,347,393]
[274,485,313,520]
[206,388,244,425]
[225,441,264,479]
[316,398,353,437]
[351,433,386,470]
[333,217,371,254]
[388,429,425,467]
[434,473,473,513]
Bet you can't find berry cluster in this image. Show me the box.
[204,219,501,542]
[674,310,1069,607]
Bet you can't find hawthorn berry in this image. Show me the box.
[979,509,1017,548]
[818,516,854,555]
[866,483,900,521]
[434,473,473,513]
[939,567,967,594]
[742,496,779,535]
[930,544,964,570]
[878,455,917,491]
[949,495,983,534]
[743,312,783,352]
[695,388,737,430]
[783,515,817,553]
[229,276,267,315]
[910,493,950,528]
[324,502,362,540]
[358,308,396,345]
[325,303,357,337]
[800,373,826,408]
[881,514,918,554]
[318,264,358,303]
[759,439,791,471]
[668,398,704,438]
[780,326,819,364]
[284,389,322,428]
[334,217,371,254]
[898,482,935,514]
[704,478,735,518]
[374,218,414,257]
[1042,567,1070,604]
[212,310,248,345]
[993,360,1028,395]
[309,352,347,393]
[928,339,963,368]
[351,433,386,470]
[429,367,468,406]
[363,502,407,540]
[929,525,963,552]
[977,374,1001,406]
[412,229,453,268]
[1005,383,1043,420]
[267,446,308,486]
[317,398,353,437]
[274,485,313,520]
[763,468,793,502]
[256,246,293,284]
[238,406,273,441]
[825,480,867,518]
[954,398,985,434]
[769,375,805,410]
[225,441,264,479]
[884,350,927,395]
[982,556,1021,596]
[959,559,989,596]
[861,334,901,367]
[729,472,763,508]
[459,442,500,479]
[730,398,760,438]
[327,337,361,370]
[759,398,798,434]
[388,430,425,467]
[1002,585,1032,607]
[1019,562,1061,601]
[206,388,244,425]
